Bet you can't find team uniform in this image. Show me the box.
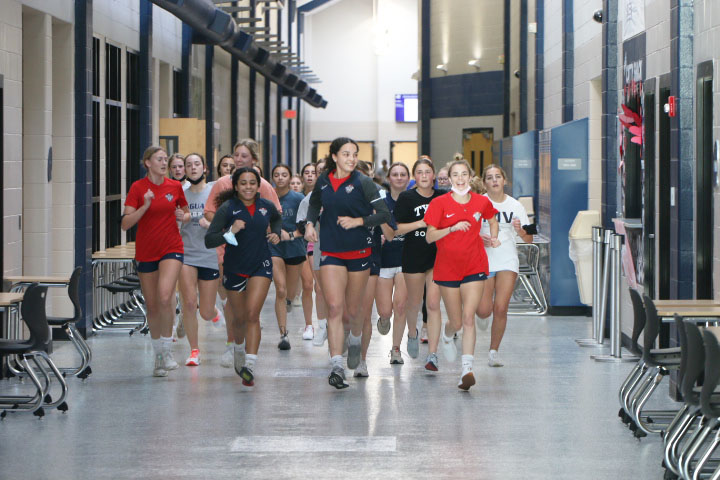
[180,182,219,278]
[269,190,306,265]
[423,192,498,287]
[480,194,530,274]
[379,192,404,278]
[124,177,188,272]
[393,188,444,274]
[204,196,282,292]
[305,170,391,272]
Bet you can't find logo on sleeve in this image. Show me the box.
[473,212,482,222]
[165,193,174,202]
[345,184,355,194]
[259,207,267,216]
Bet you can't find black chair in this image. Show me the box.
[0,284,68,418]
[46,267,92,379]
[618,288,650,425]
[96,270,147,335]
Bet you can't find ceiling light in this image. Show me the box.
[468,59,481,69]
[435,64,447,73]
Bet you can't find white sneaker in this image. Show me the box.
[220,343,234,368]
[302,325,314,340]
[488,349,504,367]
[162,349,179,370]
[354,359,369,377]
[458,365,475,391]
[153,353,168,377]
[292,294,302,307]
[476,314,490,332]
[313,326,328,347]
[440,332,457,363]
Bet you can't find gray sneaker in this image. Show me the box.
[407,329,419,358]
[347,338,361,369]
[424,352,439,372]
[353,360,369,377]
[440,333,457,363]
[389,347,404,364]
[153,353,168,377]
[328,365,349,389]
[377,316,391,335]
[162,349,179,370]
[233,346,246,376]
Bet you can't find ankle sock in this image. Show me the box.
[461,354,474,370]
[330,355,343,369]
[234,341,246,352]
[151,338,163,355]
[160,336,173,351]
[245,354,257,370]
[348,332,361,346]
[319,319,327,329]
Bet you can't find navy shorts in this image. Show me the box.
[186,265,220,281]
[137,252,184,273]
[223,262,273,292]
[370,258,380,277]
[320,254,372,272]
[434,272,488,288]
[281,256,306,266]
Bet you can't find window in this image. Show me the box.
[92,37,101,252]
[105,43,122,248]
[126,51,141,241]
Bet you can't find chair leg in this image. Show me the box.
[620,362,648,420]
[665,406,700,476]
[32,352,68,410]
[693,423,720,480]
[633,369,668,435]
[680,419,715,480]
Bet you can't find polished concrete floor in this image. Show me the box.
[1,287,670,479]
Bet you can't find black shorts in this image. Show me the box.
[401,255,436,275]
[320,254,371,272]
[137,252,184,273]
[434,272,488,288]
[370,258,380,276]
[282,256,306,266]
[222,264,273,292]
[186,265,220,281]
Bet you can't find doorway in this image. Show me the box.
[643,86,655,297]
[696,61,714,299]
[462,128,494,175]
[390,141,418,170]
[658,80,671,299]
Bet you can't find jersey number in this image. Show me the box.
[414,231,425,237]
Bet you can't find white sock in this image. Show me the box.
[160,336,173,351]
[151,338,163,355]
[461,354,474,370]
[330,355,343,369]
[319,319,327,329]
[245,354,257,370]
[348,332,361,346]
[442,326,454,343]
[489,349,498,356]
[234,341,246,352]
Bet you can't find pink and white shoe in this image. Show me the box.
[185,349,200,366]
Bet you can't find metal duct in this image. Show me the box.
[150,0,326,108]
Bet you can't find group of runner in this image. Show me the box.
[122,136,533,391]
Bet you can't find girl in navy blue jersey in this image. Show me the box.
[304,138,391,389]
[376,163,411,364]
[205,167,281,388]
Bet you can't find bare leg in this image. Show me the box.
[178,265,200,350]
[360,275,378,359]
[138,259,183,339]
[300,259,314,327]
[424,272,442,354]
[272,257,288,333]
[489,271,517,351]
[458,281,485,356]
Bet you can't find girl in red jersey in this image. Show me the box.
[122,146,190,377]
[424,160,500,390]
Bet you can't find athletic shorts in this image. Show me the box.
[137,252,184,273]
[320,254,371,272]
[307,250,314,257]
[370,259,380,277]
[401,255,436,275]
[434,272,488,288]
[185,265,220,281]
[488,271,497,279]
[379,266,402,279]
[278,256,305,266]
[223,263,273,292]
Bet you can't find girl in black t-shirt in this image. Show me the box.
[393,158,444,372]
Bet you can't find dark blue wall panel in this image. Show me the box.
[429,71,504,118]
[511,130,537,198]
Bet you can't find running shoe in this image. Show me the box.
[389,346,404,364]
[233,347,246,376]
[488,349,504,367]
[458,365,476,391]
[286,299,293,313]
[476,314,490,332]
[302,325,314,340]
[347,338,361,369]
[424,352,439,372]
[420,326,429,344]
[354,360,369,378]
[328,365,349,389]
[407,329,419,359]
[153,353,168,377]
[220,343,234,368]
[211,307,225,328]
[239,366,254,387]
[313,326,328,346]
[440,333,457,363]
[278,333,291,350]
[162,349,179,370]
[292,294,302,307]
[185,349,200,366]
[376,316,391,335]
[176,313,186,339]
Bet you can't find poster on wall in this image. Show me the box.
[620,0,646,41]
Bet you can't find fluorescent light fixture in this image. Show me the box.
[468,59,481,69]
[435,64,448,73]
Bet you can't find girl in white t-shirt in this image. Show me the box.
[477,165,534,367]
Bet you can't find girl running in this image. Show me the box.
[393,158,444,369]
[304,138,390,389]
[205,167,281,387]
[424,159,500,390]
[297,162,318,340]
[122,146,190,377]
[217,154,235,178]
[169,153,187,182]
[289,175,303,193]
[476,164,533,367]
[178,153,223,366]
[376,163,410,365]
[270,164,309,350]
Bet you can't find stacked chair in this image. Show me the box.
[95,268,148,335]
[0,284,68,418]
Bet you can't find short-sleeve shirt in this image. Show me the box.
[124,177,188,262]
[480,194,530,273]
[180,182,218,270]
[394,188,444,270]
[423,192,498,281]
